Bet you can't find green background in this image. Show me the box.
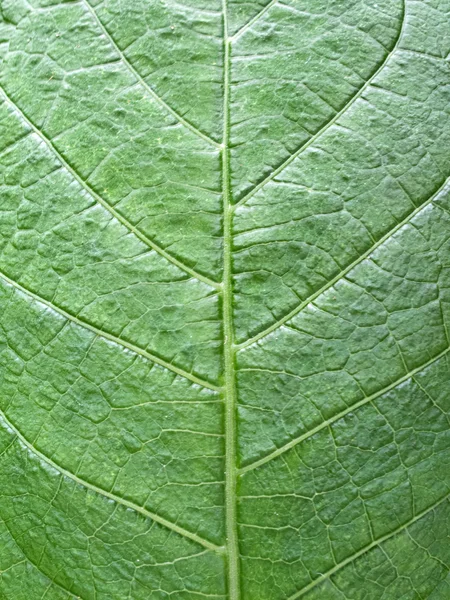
[0,0,449,598]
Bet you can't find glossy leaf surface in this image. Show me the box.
[0,0,450,599]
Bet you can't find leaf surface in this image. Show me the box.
[0,0,450,599]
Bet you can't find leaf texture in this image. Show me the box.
[0,0,449,599]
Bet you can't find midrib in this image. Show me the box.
[222,1,240,598]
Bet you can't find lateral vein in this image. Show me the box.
[238,345,450,474]
[233,0,406,209]
[1,509,85,599]
[82,0,221,149]
[236,173,450,351]
[230,0,277,41]
[0,412,223,553]
[0,269,221,392]
[285,492,450,599]
[1,516,86,599]
[0,86,220,290]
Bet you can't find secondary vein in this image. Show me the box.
[233,0,406,209]
[238,344,450,474]
[1,515,87,600]
[230,0,277,41]
[0,87,220,290]
[0,412,222,553]
[0,269,221,392]
[236,172,450,351]
[286,492,450,599]
[83,0,221,149]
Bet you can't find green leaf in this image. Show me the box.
[0,0,449,599]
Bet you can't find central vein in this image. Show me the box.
[222,1,240,598]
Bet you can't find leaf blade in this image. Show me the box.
[1,1,450,599]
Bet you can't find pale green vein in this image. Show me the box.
[0,269,221,392]
[1,514,86,600]
[83,0,221,149]
[0,87,220,290]
[236,172,450,351]
[232,0,405,209]
[230,0,277,41]
[222,2,240,598]
[0,413,223,553]
[286,492,450,599]
[238,344,450,474]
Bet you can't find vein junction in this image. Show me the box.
[1,0,450,598]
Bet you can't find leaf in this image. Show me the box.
[0,0,449,599]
